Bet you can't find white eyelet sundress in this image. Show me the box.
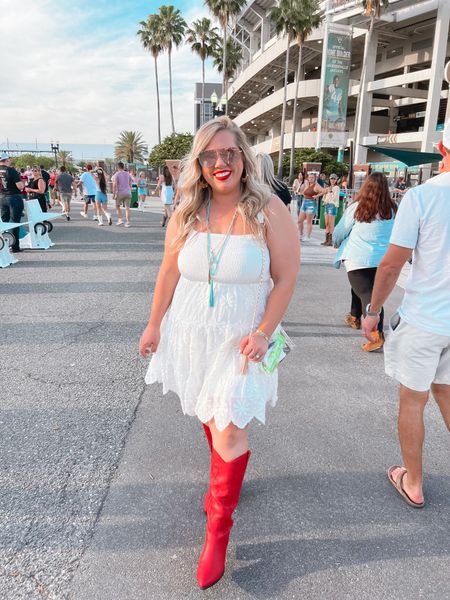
[145,230,278,431]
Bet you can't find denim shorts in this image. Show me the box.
[324,203,337,216]
[95,191,108,203]
[300,199,317,215]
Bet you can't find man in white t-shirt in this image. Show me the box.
[362,121,450,509]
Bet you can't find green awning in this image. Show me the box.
[364,146,442,167]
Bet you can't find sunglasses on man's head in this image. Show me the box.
[198,147,242,168]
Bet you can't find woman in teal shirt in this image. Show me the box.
[333,172,397,351]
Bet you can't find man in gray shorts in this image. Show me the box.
[112,162,132,227]
[363,120,450,509]
[55,166,74,221]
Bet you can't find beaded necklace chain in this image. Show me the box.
[206,199,238,307]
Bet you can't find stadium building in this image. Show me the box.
[227,0,450,178]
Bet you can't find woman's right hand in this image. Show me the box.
[139,323,160,357]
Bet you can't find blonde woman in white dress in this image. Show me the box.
[139,116,299,590]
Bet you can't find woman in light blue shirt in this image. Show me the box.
[333,172,397,351]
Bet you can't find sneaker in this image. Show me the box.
[93,215,98,221]
[361,331,385,352]
[124,221,130,228]
[345,314,361,330]
[105,213,112,225]
[116,219,123,226]
[98,221,104,226]
[80,212,87,218]
[66,214,70,221]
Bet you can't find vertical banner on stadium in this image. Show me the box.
[316,22,352,149]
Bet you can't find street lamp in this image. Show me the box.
[210,92,227,118]
[51,141,59,167]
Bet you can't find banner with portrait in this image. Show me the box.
[317,23,352,148]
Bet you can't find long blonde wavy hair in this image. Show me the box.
[172,116,272,251]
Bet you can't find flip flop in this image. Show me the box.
[387,465,425,508]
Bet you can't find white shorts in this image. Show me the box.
[384,313,450,392]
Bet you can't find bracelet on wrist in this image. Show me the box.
[252,328,270,343]
[366,303,381,317]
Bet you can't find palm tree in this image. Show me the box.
[186,18,220,126]
[115,131,147,163]
[137,14,163,145]
[57,150,72,168]
[270,0,298,178]
[158,5,187,134]
[205,0,247,112]
[288,0,322,182]
[354,0,389,160]
[213,38,243,85]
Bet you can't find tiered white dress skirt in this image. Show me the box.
[145,232,278,431]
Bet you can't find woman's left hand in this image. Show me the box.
[239,334,269,362]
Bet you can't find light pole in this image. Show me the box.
[210,92,227,118]
[51,141,59,167]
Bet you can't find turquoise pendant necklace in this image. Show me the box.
[206,199,238,307]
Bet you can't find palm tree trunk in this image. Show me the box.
[289,42,303,183]
[154,56,162,144]
[168,49,176,133]
[202,58,206,126]
[277,37,291,179]
[353,16,374,161]
[223,24,228,115]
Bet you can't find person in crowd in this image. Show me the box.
[0,152,25,253]
[72,172,81,200]
[392,175,407,195]
[333,172,397,351]
[362,120,450,509]
[319,174,340,246]
[298,173,323,241]
[137,171,147,211]
[25,165,48,213]
[39,165,51,209]
[93,167,112,226]
[340,174,350,207]
[24,165,33,183]
[292,171,306,215]
[139,116,299,590]
[112,161,133,227]
[255,153,291,206]
[318,172,327,187]
[153,166,174,227]
[49,168,58,206]
[79,164,98,220]
[95,161,109,182]
[290,171,305,219]
[19,168,28,196]
[55,165,74,221]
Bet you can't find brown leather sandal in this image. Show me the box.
[387,465,425,508]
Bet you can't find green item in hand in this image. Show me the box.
[261,332,287,374]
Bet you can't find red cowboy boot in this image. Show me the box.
[196,449,250,589]
[202,424,213,514]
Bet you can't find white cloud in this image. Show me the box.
[0,1,222,149]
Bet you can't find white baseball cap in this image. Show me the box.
[443,119,450,149]
[0,152,10,161]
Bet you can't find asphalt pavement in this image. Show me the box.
[1,201,449,600]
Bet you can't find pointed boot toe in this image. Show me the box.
[196,531,228,589]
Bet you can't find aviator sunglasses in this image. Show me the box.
[198,147,242,168]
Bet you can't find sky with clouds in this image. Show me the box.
[1,0,221,150]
